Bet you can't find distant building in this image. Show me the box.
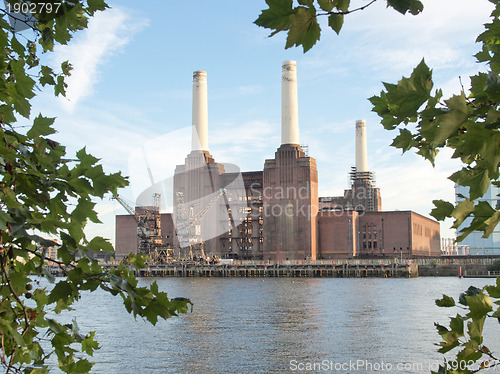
[42,241,58,266]
[455,184,500,255]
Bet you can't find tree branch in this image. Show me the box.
[0,8,39,34]
[318,0,378,16]
[1,254,29,373]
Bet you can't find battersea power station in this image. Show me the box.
[115,61,441,262]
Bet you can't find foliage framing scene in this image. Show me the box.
[0,0,498,373]
[255,0,500,372]
[0,1,191,372]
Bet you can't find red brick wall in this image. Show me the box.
[262,144,318,261]
[410,212,441,257]
[318,211,358,259]
[115,215,138,261]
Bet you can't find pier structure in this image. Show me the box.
[136,261,418,278]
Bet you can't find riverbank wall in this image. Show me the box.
[138,262,418,278]
[417,257,497,277]
[135,257,498,278]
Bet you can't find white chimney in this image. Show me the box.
[192,70,208,151]
[355,120,368,172]
[281,60,300,145]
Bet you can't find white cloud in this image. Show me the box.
[306,0,494,82]
[52,8,148,112]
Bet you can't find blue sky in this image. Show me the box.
[26,0,495,244]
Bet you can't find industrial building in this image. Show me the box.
[115,61,441,262]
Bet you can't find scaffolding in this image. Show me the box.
[349,167,378,212]
[175,188,227,260]
[113,193,173,264]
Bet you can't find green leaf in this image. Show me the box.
[47,318,66,334]
[0,210,14,230]
[451,199,475,229]
[469,201,500,239]
[381,59,433,119]
[76,147,100,166]
[87,236,113,253]
[408,0,424,15]
[415,146,438,166]
[436,294,456,307]
[475,47,491,63]
[81,331,100,356]
[65,358,94,374]
[285,6,321,52]
[431,200,454,221]
[466,317,486,344]
[432,93,469,146]
[459,286,482,306]
[27,115,56,138]
[449,314,464,336]
[0,317,26,347]
[328,13,344,35]
[126,253,148,269]
[336,0,350,12]
[391,128,415,152]
[298,0,314,6]
[254,0,293,35]
[10,35,25,56]
[449,168,490,200]
[48,281,74,305]
[387,0,424,15]
[11,58,36,99]
[61,61,73,76]
[87,0,109,14]
[479,132,500,176]
[40,65,56,86]
[54,75,67,96]
[318,0,334,12]
[486,277,500,298]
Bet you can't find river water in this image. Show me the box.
[60,277,499,373]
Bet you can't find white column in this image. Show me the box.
[281,61,300,145]
[192,71,208,151]
[355,120,368,172]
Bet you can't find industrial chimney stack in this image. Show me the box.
[192,71,208,151]
[355,120,368,173]
[281,61,300,145]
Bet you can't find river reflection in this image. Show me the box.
[63,277,499,373]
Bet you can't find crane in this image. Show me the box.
[113,193,173,264]
[175,188,227,261]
